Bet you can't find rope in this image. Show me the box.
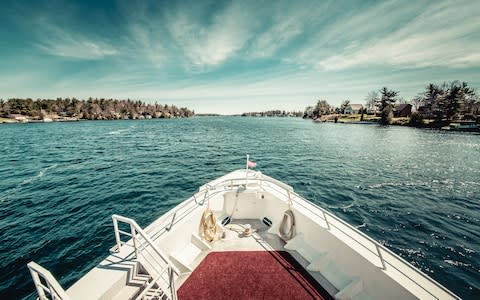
[225,223,269,237]
[199,207,218,242]
[226,223,254,237]
[198,188,219,242]
[287,190,293,209]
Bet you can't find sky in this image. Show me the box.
[0,0,479,114]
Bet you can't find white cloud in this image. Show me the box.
[248,2,318,59]
[314,0,480,70]
[35,22,117,60]
[116,1,168,68]
[124,23,166,67]
[167,2,255,67]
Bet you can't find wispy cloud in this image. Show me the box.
[116,0,169,68]
[124,23,166,67]
[248,1,319,59]
[2,0,480,113]
[167,2,255,68]
[313,0,480,70]
[35,21,117,60]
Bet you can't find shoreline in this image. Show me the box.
[0,115,192,124]
[3,114,479,133]
[307,113,480,133]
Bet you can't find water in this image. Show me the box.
[0,117,479,299]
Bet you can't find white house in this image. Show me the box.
[344,104,364,114]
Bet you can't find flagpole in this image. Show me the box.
[245,154,249,186]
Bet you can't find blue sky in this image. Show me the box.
[0,0,479,114]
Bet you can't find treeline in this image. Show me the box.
[0,98,194,120]
[242,110,303,117]
[304,81,479,125]
[303,100,332,119]
[410,81,478,124]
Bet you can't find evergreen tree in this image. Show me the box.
[378,87,398,125]
[0,98,194,120]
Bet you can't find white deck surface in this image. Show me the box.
[39,169,458,300]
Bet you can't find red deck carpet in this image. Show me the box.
[178,251,332,300]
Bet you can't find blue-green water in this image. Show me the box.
[0,117,479,299]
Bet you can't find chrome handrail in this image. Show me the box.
[112,214,178,300]
[27,261,71,300]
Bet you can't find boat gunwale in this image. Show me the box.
[141,169,459,299]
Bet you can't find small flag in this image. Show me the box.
[247,160,257,168]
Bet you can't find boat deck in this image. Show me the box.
[177,219,334,300]
[30,169,459,300]
[178,251,332,300]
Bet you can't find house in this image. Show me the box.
[9,114,28,123]
[393,104,412,117]
[344,104,363,114]
[416,106,431,117]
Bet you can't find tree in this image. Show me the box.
[409,112,423,126]
[459,81,478,117]
[422,83,443,119]
[410,95,424,111]
[312,100,330,119]
[0,98,195,120]
[439,81,475,121]
[419,81,477,122]
[303,106,314,118]
[378,87,398,111]
[340,100,350,114]
[440,83,459,121]
[378,87,398,125]
[365,91,378,113]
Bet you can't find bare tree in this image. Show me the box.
[410,95,424,111]
[313,100,331,118]
[365,91,378,113]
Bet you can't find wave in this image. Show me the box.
[107,128,130,135]
[355,223,366,229]
[444,260,472,267]
[21,164,58,185]
[341,201,355,209]
[362,180,457,190]
[0,164,58,203]
[397,247,425,258]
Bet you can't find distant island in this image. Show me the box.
[195,113,222,117]
[303,81,480,131]
[0,98,194,123]
[241,110,303,117]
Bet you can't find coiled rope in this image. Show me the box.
[279,191,295,241]
[199,189,218,242]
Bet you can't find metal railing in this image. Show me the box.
[26,170,457,300]
[190,172,458,299]
[111,214,178,300]
[260,179,458,299]
[27,261,71,300]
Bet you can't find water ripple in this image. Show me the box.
[0,118,478,299]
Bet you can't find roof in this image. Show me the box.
[349,104,363,110]
[394,104,411,111]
